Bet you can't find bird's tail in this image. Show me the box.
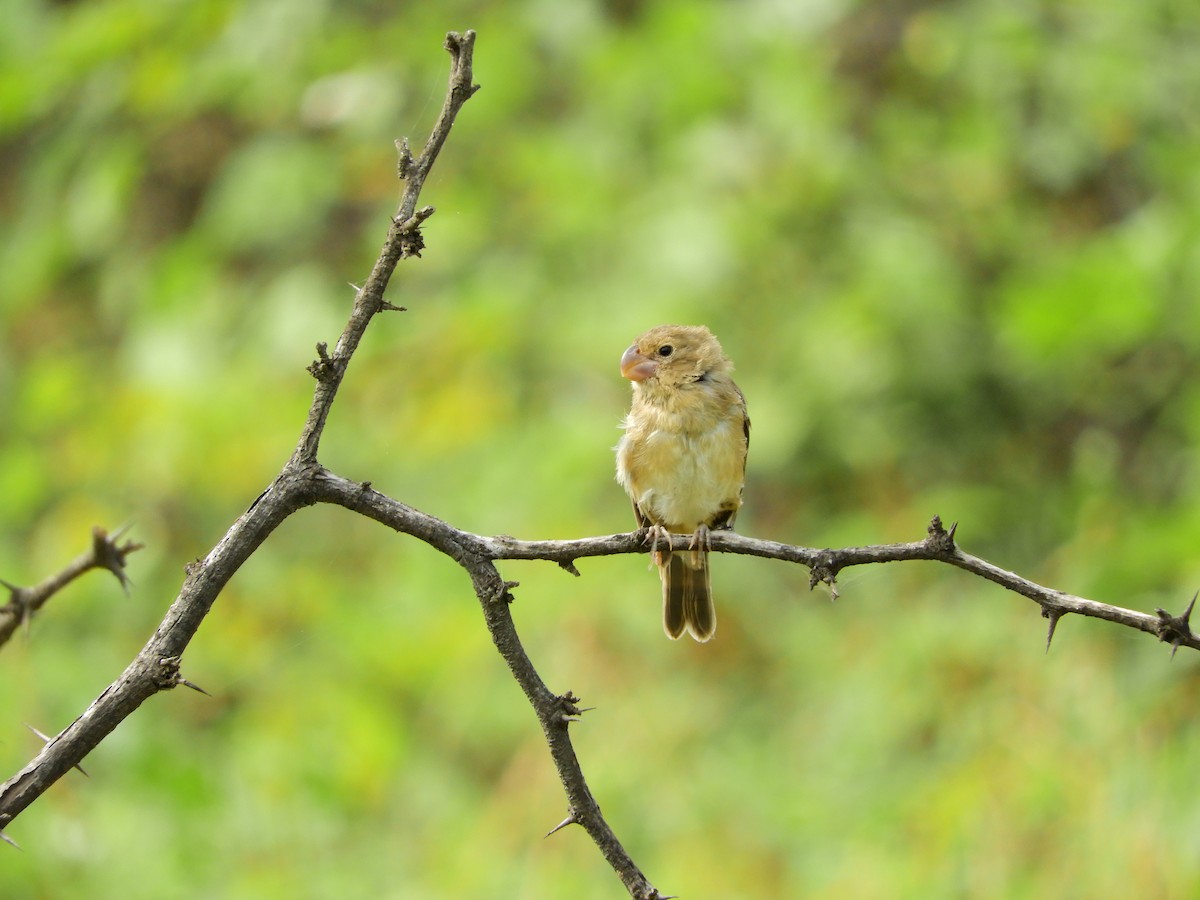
[661,551,715,642]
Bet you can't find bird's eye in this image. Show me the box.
[657,345,674,357]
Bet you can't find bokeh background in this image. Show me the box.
[4,0,1200,897]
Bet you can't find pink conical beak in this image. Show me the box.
[620,344,657,381]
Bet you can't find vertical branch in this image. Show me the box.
[463,559,664,899]
[309,469,667,899]
[293,31,480,464]
[0,32,480,837]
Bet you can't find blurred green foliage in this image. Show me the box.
[3,0,1200,896]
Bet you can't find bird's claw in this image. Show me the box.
[644,524,672,567]
[689,524,711,567]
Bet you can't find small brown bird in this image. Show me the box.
[616,325,749,641]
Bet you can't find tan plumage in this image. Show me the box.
[615,325,749,642]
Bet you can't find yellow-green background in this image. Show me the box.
[4,0,1200,897]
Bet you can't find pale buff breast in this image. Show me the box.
[617,397,745,531]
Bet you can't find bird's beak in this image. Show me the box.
[621,344,657,382]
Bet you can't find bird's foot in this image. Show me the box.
[689,524,711,568]
[643,524,672,567]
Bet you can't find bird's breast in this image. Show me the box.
[617,405,745,531]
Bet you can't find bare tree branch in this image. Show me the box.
[305,470,665,898]
[309,476,1200,656]
[294,30,479,465]
[0,525,143,651]
[3,27,1194,900]
[0,26,486,862]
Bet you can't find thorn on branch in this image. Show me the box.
[0,524,143,646]
[92,525,143,595]
[809,552,839,598]
[0,830,20,851]
[177,677,211,696]
[393,205,436,259]
[307,342,337,381]
[545,811,579,837]
[557,690,584,723]
[24,724,88,777]
[154,655,210,694]
[1041,607,1064,653]
[1155,592,1197,659]
[493,580,519,605]
[926,515,957,553]
[557,559,582,577]
[155,655,185,691]
[379,300,407,312]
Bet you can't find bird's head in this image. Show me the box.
[620,325,731,388]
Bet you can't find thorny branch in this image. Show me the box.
[0,24,489,872]
[0,526,142,651]
[300,484,1200,658]
[2,27,1197,900]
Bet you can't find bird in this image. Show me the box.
[615,325,749,642]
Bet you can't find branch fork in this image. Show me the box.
[4,28,1194,900]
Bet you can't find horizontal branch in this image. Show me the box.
[4,28,1189,898]
[312,471,1199,656]
[492,520,1199,653]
